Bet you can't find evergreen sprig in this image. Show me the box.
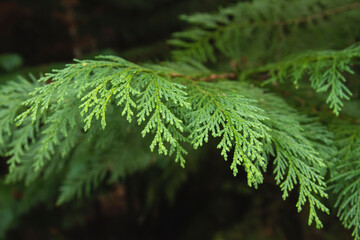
[0,77,39,171]
[184,80,270,187]
[330,122,360,240]
[15,56,190,167]
[169,0,360,63]
[242,43,360,115]
[210,81,330,228]
[3,60,332,228]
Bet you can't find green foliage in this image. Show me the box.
[1,58,331,230]
[330,122,360,239]
[185,80,271,186]
[241,43,360,115]
[169,0,360,64]
[0,54,23,72]
[1,0,360,239]
[14,57,191,167]
[0,77,39,170]
[211,82,331,228]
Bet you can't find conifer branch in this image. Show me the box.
[169,0,360,63]
[242,43,360,115]
[263,2,360,27]
[14,56,191,169]
[210,81,330,227]
[0,78,40,171]
[184,80,270,187]
[330,122,360,240]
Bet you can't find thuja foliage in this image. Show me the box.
[1,0,360,238]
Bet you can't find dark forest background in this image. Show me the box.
[0,0,354,239]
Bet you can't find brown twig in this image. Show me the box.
[170,72,236,82]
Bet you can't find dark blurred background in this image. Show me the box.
[0,0,355,239]
[0,0,237,65]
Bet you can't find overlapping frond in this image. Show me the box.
[264,107,330,228]
[0,77,39,171]
[330,122,360,240]
[0,57,335,231]
[184,80,270,187]
[56,128,156,205]
[243,43,360,115]
[56,160,108,205]
[169,0,360,63]
[210,81,330,228]
[15,56,190,167]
